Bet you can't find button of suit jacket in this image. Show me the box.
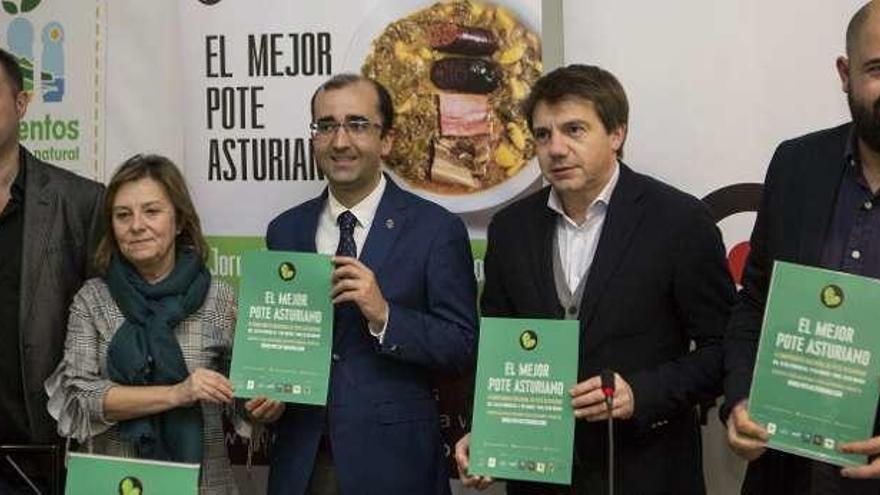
[650,419,669,429]
[331,353,341,362]
[388,344,399,353]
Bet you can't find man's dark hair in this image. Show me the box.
[846,1,878,59]
[0,47,23,93]
[309,73,394,136]
[522,64,629,156]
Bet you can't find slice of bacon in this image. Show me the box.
[438,93,491,137]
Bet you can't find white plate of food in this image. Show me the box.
[344,0,543,213]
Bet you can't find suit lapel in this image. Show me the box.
[20,155,57,326]
[530,189,562,316]
[578,164,646,326]
[797,129,849,265]
[294,190,326,253]
[359,176,405,275]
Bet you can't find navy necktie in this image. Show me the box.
[336,210,358,258]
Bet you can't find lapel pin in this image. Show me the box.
[385,218,395,229]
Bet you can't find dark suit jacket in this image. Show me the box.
[723,123,880,494]
[19,147,103,443]
[483,164,734,495]
[264,177,478,495]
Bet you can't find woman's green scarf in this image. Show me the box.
[105,248,211,463]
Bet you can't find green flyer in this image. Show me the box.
[469,317,579,484]
[65,452,199,495]
[749,261,880,466]
[230,250,333,405]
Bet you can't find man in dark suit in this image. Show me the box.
[263,73,478,495]
[0,47,103,492]
[724,2,880,493]
[454,64,734,494]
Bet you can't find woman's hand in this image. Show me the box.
[173,368,234,407]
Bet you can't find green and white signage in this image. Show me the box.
[230,250,333,405]
[469,317,578,484]
[749,261,880,466]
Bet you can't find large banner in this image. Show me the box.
[180,0,543,475]
[0,0,106,180]
[180,0,542,264]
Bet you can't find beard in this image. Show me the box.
[849,91,880,153]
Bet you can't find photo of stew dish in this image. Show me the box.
[362,1,542,196]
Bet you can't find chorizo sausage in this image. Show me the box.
[431,58,500,94]
[429,23,498,56]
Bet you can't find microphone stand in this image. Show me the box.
[601,369,616,495]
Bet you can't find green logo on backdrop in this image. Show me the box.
[279,261,297,281]
[519,330,538,351]
[821,285,844,308]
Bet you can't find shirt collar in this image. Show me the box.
[547,161,620,226]
[327,173,386,229]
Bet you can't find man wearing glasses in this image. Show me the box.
[262,73,478,495]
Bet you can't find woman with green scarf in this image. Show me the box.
[46,155,279,493]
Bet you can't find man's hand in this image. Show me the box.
[331,256,389,328]
[244,396,286,423]
[454,433,494,490]
[173,368,233,407]
[570,372,634,421]
[840,437,880,478]
[726,400,768,461]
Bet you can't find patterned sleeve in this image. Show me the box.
[44,280,117,441]
[214,280,255,438]
[215,280,237,376]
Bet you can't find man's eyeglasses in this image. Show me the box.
[309,120,383,139]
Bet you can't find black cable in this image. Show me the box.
[607,408,614,495]
[601,369,615,495]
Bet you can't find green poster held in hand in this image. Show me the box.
[749,261,880,466]
[65,452,199,495]
[469,317,579,485]
[230,250,333,405]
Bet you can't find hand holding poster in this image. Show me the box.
[748,261,880,466]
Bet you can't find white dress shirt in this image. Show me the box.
[316,174,388,340]
[547,163,620,292]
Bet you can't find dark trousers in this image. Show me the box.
[305,435,339,495]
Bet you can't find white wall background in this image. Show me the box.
[563,1,856,195]
[97,1,867,494]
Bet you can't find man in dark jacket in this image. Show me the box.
[0,46,103,493]
[723,2,880,493]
